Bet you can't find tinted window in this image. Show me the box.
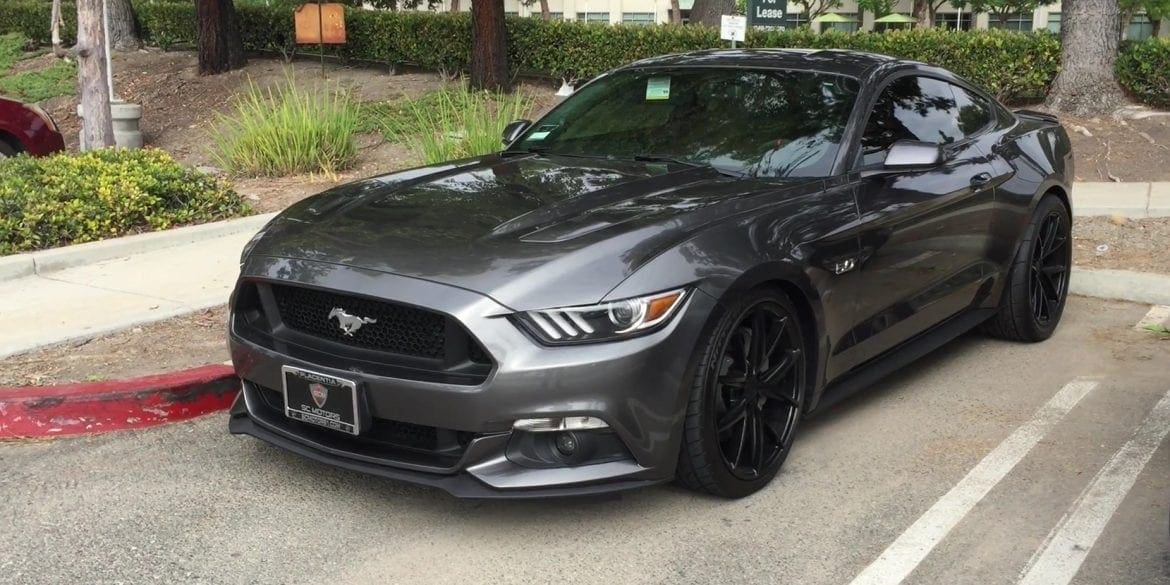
[950,84,993,136]
[860,76,964,166]
[514,68,860,178]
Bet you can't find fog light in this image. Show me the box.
[513,416,609,432]
[555,432,578,456]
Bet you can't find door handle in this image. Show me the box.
[970,172,993,187]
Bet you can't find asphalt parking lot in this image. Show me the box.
[1,296,1168,585]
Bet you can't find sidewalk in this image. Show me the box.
[0,183,1166,360]
[0,221,267,359]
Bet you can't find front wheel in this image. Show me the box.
[676,288,808,498]
[0,140,19,158]
[982,195,1071,342]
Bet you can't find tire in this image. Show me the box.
[676,287,808,498]
[0,140,19,158]
[982,195,1071,342]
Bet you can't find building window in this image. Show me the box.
[1127,14,1154,40]
[935,12,973,30]
[622,12,656,25]
[526,11,564,19]
[822,13,859,32]
[787,13,809,28]
[505,11,518,16]
[1046,12,1061,33]
[987,13,1033,31]
[576,12,611,23]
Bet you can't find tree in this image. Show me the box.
[196,0,246,75]
[1046,0,1127,114]
[105,0,140,51]
[520,0,551,19]
[911,0,952,27]
[75,0,115,149]
[964,0,1050,26]
[857,0,896,20]
[670,0,682,22]
[1120,0,1170,37]
[470,0,509,91]
[451,0,460,11]
[689,0,735,26]
[790,0,844,21]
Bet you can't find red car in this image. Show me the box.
[0,96,66,158]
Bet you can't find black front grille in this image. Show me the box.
[271,284,447,359]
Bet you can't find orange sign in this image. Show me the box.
[294,3,346,45]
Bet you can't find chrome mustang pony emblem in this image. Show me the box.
[328,307,377,337]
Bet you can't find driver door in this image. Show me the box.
[843,74,1000,370]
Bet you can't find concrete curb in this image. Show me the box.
[0,213,276,283]
[1070,267,1170,306]
[0,365,239,439]
[1072,182,1170,218]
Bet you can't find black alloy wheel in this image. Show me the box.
[677,288,807,498]
[982,195,1071,342]
[1028,209,1070,325]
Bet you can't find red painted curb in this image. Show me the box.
[0,364,239,438]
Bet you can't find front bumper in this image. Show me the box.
[228,260,716,498]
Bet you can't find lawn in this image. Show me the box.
[0,33,76,102]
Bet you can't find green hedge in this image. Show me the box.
[0,148,249,254]
[0,0,1165,105]
[1117,38,1170,109]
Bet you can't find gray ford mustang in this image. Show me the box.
[227,49,1073,499]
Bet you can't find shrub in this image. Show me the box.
[1117,38,1170,109]
[0,0,1159,105]
[211,75,360,176]
[365,85,533,164]
[0,148,249,255]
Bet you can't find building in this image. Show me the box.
[422,0,1169,40]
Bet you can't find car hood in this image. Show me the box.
[250,153,823,310]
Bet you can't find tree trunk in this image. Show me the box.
[539,0,549,19]
[913,0,931,28]
[670,0,682,23]
[106,0,140,51]
[470,0,509,92]
[197,0,246,76]
[689,0,735,27]
[76,0,115,150]
[450,0,459,12]
[1046,0,1127,114]
[1153,18,1163,37]
[51,0,64,51]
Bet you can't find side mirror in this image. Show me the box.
[502,119,532,146]
[884,140,943,169]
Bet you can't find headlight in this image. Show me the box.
[515,288,688,344]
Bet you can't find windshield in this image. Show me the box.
[513,67,859,178]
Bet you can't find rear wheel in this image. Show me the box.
[982,195,1071,342]
[676,288,807,498]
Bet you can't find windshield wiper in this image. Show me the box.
[501,147,611,161]
[632,155,745,178]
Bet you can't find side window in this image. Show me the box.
[949,84,993,136]
[859,76,963,166]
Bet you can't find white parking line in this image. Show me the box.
[1016,388,1170,585]
[1135,305,1170,331]
[848,378,1100,585]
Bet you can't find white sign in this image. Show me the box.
[720,15,747,42]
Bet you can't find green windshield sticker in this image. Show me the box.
[645,77,671,101]
[528,131,550,140]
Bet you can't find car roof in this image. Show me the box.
[620,48,911,80]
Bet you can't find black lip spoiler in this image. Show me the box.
[1013,109,1060,124]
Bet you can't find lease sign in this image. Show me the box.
[747,0,788,28]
